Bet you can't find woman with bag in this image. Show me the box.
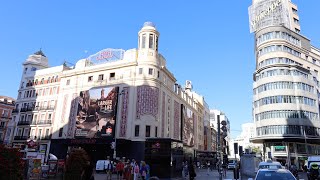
[133,162,140,180]
[140,161,147,180]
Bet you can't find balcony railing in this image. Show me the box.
[12,109,19,113]
[14,136,29,140]
[42,135,52,140]
[33,106,55,111]
[37,120,52,125]
[17,121,31,125]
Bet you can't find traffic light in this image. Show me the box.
[239,146,243,156]
[234,143,238,155]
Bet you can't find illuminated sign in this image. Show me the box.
[248,0,290,33]
[86,48,125,66]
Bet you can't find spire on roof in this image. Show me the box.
[34,48,46,57]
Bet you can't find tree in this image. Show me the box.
[64,149,90,180]
[0,145,24,180]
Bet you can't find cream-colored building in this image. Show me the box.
[11,22,209,163]
[250,0,320,168]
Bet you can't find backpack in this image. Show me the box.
[134,165,139,173]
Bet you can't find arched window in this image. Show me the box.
[141,34,146,49]
[40,78,44,84]
[51,76,54,83]
[48,77,51,83]
[35,79,38,85]
[55,76,58,82]
[149,33,154,49]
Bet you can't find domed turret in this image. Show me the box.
[138,21,160,53]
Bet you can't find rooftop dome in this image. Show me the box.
[143,22,155,28]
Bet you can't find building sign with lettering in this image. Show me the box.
[248,0,291,33]
[86,48,125,66]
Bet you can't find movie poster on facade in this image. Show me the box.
[182,105,195,146]
[75,86,119,138]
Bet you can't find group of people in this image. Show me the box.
[105,156,151,180]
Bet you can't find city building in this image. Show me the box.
[11,22,210,171]
[0,96,15,145]
[229,123,262,159]
[250,0,320,168]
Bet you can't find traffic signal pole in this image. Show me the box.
[217,115,222,180]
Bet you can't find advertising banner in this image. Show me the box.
[182,105,195,146]
[86,48,125,66]
[248,0,290,33]
[75,86,119,138]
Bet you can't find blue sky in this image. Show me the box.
[0,0,319,139]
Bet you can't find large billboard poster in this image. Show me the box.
[182,105,195,146]
[248,0,290,33]
[75,86,119,138]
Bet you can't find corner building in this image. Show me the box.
[250,0,320,168]
[10,22,209,171]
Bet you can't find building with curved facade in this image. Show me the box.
[10,22,211,173]
[250,0,320,168]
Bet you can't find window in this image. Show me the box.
[31,129,35,138]
[295,28,300,33]
[38,129,42,139]
[292,8,298,14]
[148,68,153,75]
[35,79,38,85]
[157,71,160,78]
[66,79,70,85]
[110,73,115,80]
[135,125,140,137]
[88,76,93,82]
[98,74,104,81]
[155,127,158,137]
[41,78,44,84]
[156,36,158,51]
[146,125,150,137]
[0,122,5,128]
[47,77,51,83]
[55,76,59,82]
[48,114,52,120]
[149,34,154,49]
[142,34,146,48]
[59,128,63,137]
[51,76,54,83]
[24,68,28,74]
[139,68,143,74]
[45,129,50,137]
[294,18,299,25]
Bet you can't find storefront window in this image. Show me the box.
[297,144,306,153]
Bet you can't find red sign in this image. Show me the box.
[97,50,113,60]
[27,140,37,148]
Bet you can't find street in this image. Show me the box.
[93,169,308,180]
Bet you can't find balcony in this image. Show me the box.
[34,106,55,111]
[14,136,29,140]
[0,126,5,130]
[37,120,52,125]
[42,135,52,140]
[17,121,31,125]
[12,109,19,113]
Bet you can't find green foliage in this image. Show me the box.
[0,145,24,180]
[64,149,89,180]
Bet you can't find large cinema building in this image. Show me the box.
[12,22,210,176]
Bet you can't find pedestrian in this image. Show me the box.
[207,161,210,175]
[105,157,114,180]
[124,160,131,180]
[140,161,147,180]
[145,162,150,180]
[131,159,136,180]
[116,159,125,180]
[133,161,140,180]
[188,160,196,180]
[222,162,227,177]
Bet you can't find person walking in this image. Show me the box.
[188,161,196,180]
[124,160,132,180]
[133,161,140,180]
[145,162,150,180]
[140,161,147,180]
[116,160,125,180]
[207,161,210,175]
